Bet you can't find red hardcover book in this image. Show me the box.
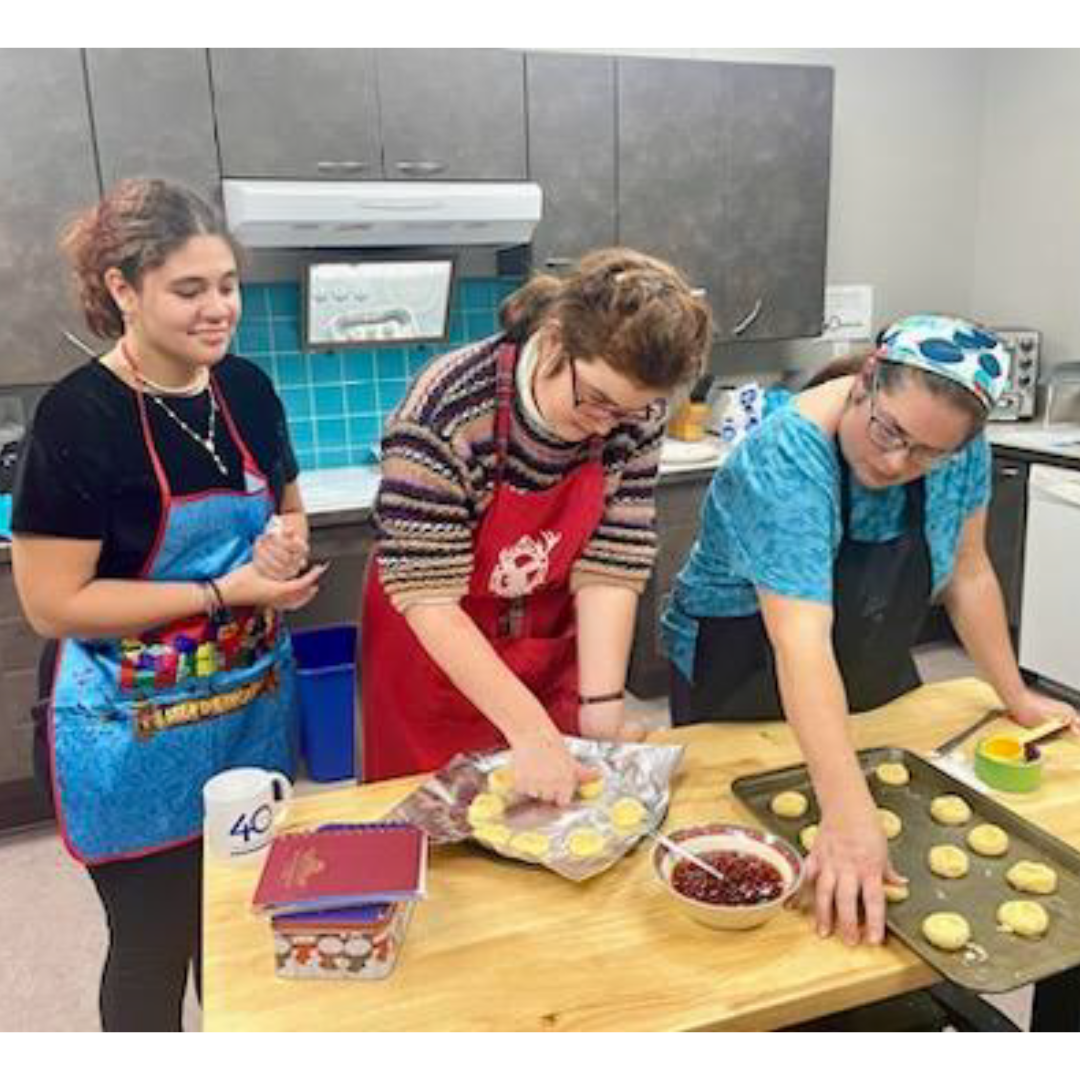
[252,822,427,915]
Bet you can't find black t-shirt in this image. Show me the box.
[12,354,299,579]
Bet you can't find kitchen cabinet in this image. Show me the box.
[210,49,526,182]
[86,48,220,198]
[0,49,103,386]
[616,56,832,342]
[377,50,527,181]
[525,52,617,269]
[0,563,52,830]
[210,49,382,180]
[627,472,711,699]
[987,449,1029,640]
[285,517,375,633]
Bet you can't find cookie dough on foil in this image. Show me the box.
[386,736,683,882]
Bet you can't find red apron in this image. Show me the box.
[361,343,605,781]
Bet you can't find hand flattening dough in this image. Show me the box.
[997,900,1050,938]
[1006,860,1058,895]
[930,795,972,825]
[922,912,971,951]
[770,790,809,819]
[967,823,1009,857]
[928,844,970,878]
[875,762,910,786]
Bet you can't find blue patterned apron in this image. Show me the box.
[48,373,298,864]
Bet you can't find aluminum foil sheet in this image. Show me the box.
[387,737,684,882]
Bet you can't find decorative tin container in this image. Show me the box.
[271,900,415,980]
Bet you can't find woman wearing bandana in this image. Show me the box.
[662,314,1079,954]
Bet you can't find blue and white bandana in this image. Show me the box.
[876,314,1011,409]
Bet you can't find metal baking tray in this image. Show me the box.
[731,746,1080,993]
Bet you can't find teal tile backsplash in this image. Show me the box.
[235,278,520,471]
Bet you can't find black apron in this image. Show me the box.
[671,458,933,724]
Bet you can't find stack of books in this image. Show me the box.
[252,822,427,980]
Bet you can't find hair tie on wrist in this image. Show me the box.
[578,690,625,706]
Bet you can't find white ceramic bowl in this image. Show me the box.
[653,823,804,931]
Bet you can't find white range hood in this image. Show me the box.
[222,179,542,249]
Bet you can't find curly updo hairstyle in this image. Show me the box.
[499,247,713,392]
[60,178,239,340]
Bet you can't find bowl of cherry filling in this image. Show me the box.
[652,823,804,930]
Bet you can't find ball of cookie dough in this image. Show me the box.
[928,844,970,879]
[997,900,1050,938]
[566,828,606,858]
[930,795,972,826]
[875,762,910,787]
[509,831,550,858]
[577,776,605,801]
[487,766,515,797]
[967,823,1009,857]
[879,808,903,840]
[472,822,511,848]
[467,792,505,827]
[799,824,819,852]
[609,796,647,831]
[884,881,910,903]
[1006,860,1058,895]
[770,790,809,819]
[922,912,971,951]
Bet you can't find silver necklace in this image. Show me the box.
[144,383,229,477]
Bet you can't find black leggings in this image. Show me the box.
[86,841,203,1032]
[34,640,202,1031]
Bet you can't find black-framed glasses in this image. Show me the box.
[569,356,662,423]
[867,367,954,467]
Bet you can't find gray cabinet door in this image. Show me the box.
[87,49,220,199]
[211,49,382,180]
[987,451,1029,637]
[617,56,727,302]
[0,49,103,386]
[525,52,616,270]
[377,49,526,181]
[715,63,833,342]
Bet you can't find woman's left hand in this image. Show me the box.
[578,700,647,743]
[253,520,308,581]
[1006,687,1080,736]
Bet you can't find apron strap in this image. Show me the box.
[838,454,926,532]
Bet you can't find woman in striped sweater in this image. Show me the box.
[360,248,712,803]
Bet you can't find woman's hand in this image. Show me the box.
[804,800,906,947]
[218,561,326,612]
[508,728,597,806]
[1006,688,1080,736]
[579,699,648,743]
[253,518,309,581]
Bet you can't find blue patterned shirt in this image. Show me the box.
[660,391,991,680]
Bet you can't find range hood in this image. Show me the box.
[222,179,542,249]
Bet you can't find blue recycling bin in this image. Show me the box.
[291,625,359,782]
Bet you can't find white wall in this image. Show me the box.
[971,49,1080,373]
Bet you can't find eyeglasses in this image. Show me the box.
[866,368,954,467]
[569,357,662,423]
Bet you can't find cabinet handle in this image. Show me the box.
[998,466,1022,479]
[316,161,373,173]
[394,160,448,176]
[544,257,574,269]
[62,330,96,357]
[731,297,764,337]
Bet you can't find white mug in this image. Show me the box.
[203,766,292,859]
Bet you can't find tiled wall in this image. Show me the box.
[235,278,521,471]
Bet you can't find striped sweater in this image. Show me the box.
[374,335,665,611]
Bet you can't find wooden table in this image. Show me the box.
[203,678,1080,1031]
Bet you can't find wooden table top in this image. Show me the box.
[203,678,1080,1031]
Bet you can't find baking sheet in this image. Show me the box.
[731,747,1080,993]
[387,736,684,882]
